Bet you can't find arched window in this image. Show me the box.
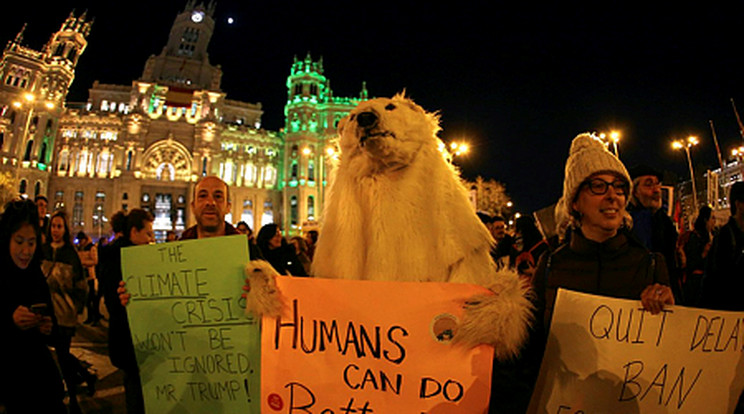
[23,140,33,161]
[34,181,41,197]
[261,200,274,227]
[242,199,254,228]
[77,150,89,174]
[244,162,257,185]
[291,162,298,181]
[308,160,315,182]
[290,196,298,226]
[156,163,175,181]
[126,150,133,171]
[58,149,69,172]
[38,141,47,164]
[19,179,27,195]
[264,165,277,187]
[307,196,315,221]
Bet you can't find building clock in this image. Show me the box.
[191,11,204,23]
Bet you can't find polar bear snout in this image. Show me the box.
[356,111,378,128]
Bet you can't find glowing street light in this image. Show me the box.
[672,135,700,209]
[598,130,621,157]
[732,146,744,161]
[449,141,469,157]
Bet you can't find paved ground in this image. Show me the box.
[70,320,127,414]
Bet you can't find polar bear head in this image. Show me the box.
[337,94,441,175]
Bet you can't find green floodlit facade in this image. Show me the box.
[0,1,367,240]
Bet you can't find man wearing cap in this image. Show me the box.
[627,164,681,302]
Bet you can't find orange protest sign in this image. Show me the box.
[260,277,494,413]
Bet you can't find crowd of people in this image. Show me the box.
[0,176,314,413]
[1,135,743,412]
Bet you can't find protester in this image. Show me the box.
[537,134,673,328]
[304,229,318,261]
[500,134,674,413]
[0,199,67,413]
[490,215,515,269]
[237,220,263,260]
[290,235,312,275]
[166,230,177,242]
[627,164,681,302]
[701,181,744,311]
[680,205,714,306]
[77,231,101,325]
[35,194,49,243]
[118,176,254,303]
[256,223,307,276]
[180,176,240,239]
[42,211,96,413]
[513,215,550,280]
[99,209,154,414]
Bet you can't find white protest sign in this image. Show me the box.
[528,289,744,414]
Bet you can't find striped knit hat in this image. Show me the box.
[554,133,631,227]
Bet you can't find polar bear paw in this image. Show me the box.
[244,260,285,318]
[454,271,534,361]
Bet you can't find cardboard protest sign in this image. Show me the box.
[260,277,494,413]
[528,289,744,414]
[122,235,259,413]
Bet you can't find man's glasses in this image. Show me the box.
[583,178,629,196]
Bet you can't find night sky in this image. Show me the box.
[5,2,744,215]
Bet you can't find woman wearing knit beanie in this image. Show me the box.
[532,132,675,331]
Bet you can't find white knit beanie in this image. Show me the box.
[554,133,631,228]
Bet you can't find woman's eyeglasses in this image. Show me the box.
[583,178,629,196]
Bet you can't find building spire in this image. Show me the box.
[360,82,369,100]
[13,23,27,44]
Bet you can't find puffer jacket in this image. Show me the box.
[533,228,670,330]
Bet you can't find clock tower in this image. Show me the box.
[140,0,221,90]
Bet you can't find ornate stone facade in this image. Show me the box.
[1,2,366,241]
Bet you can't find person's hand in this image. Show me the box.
[38,316,53,335]
[640,283,674,314]
[12,306,41,330]
[118,281,131,307]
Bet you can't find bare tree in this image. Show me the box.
[464,176,511,217]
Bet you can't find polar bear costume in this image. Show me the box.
[248,94,532,360]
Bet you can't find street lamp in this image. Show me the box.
[598,131,621,157]
[609,131,621,157]
[449,141,469,157]
[672,135,699,209]
[732,146,744,162]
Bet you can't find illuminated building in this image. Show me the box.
[0,11,91,198]
[1,2,365,240]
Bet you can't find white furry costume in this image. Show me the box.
[248,94,532,360]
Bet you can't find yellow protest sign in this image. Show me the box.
[528,289,744,414]
[261,277,494,413]
[122,235,260,413]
